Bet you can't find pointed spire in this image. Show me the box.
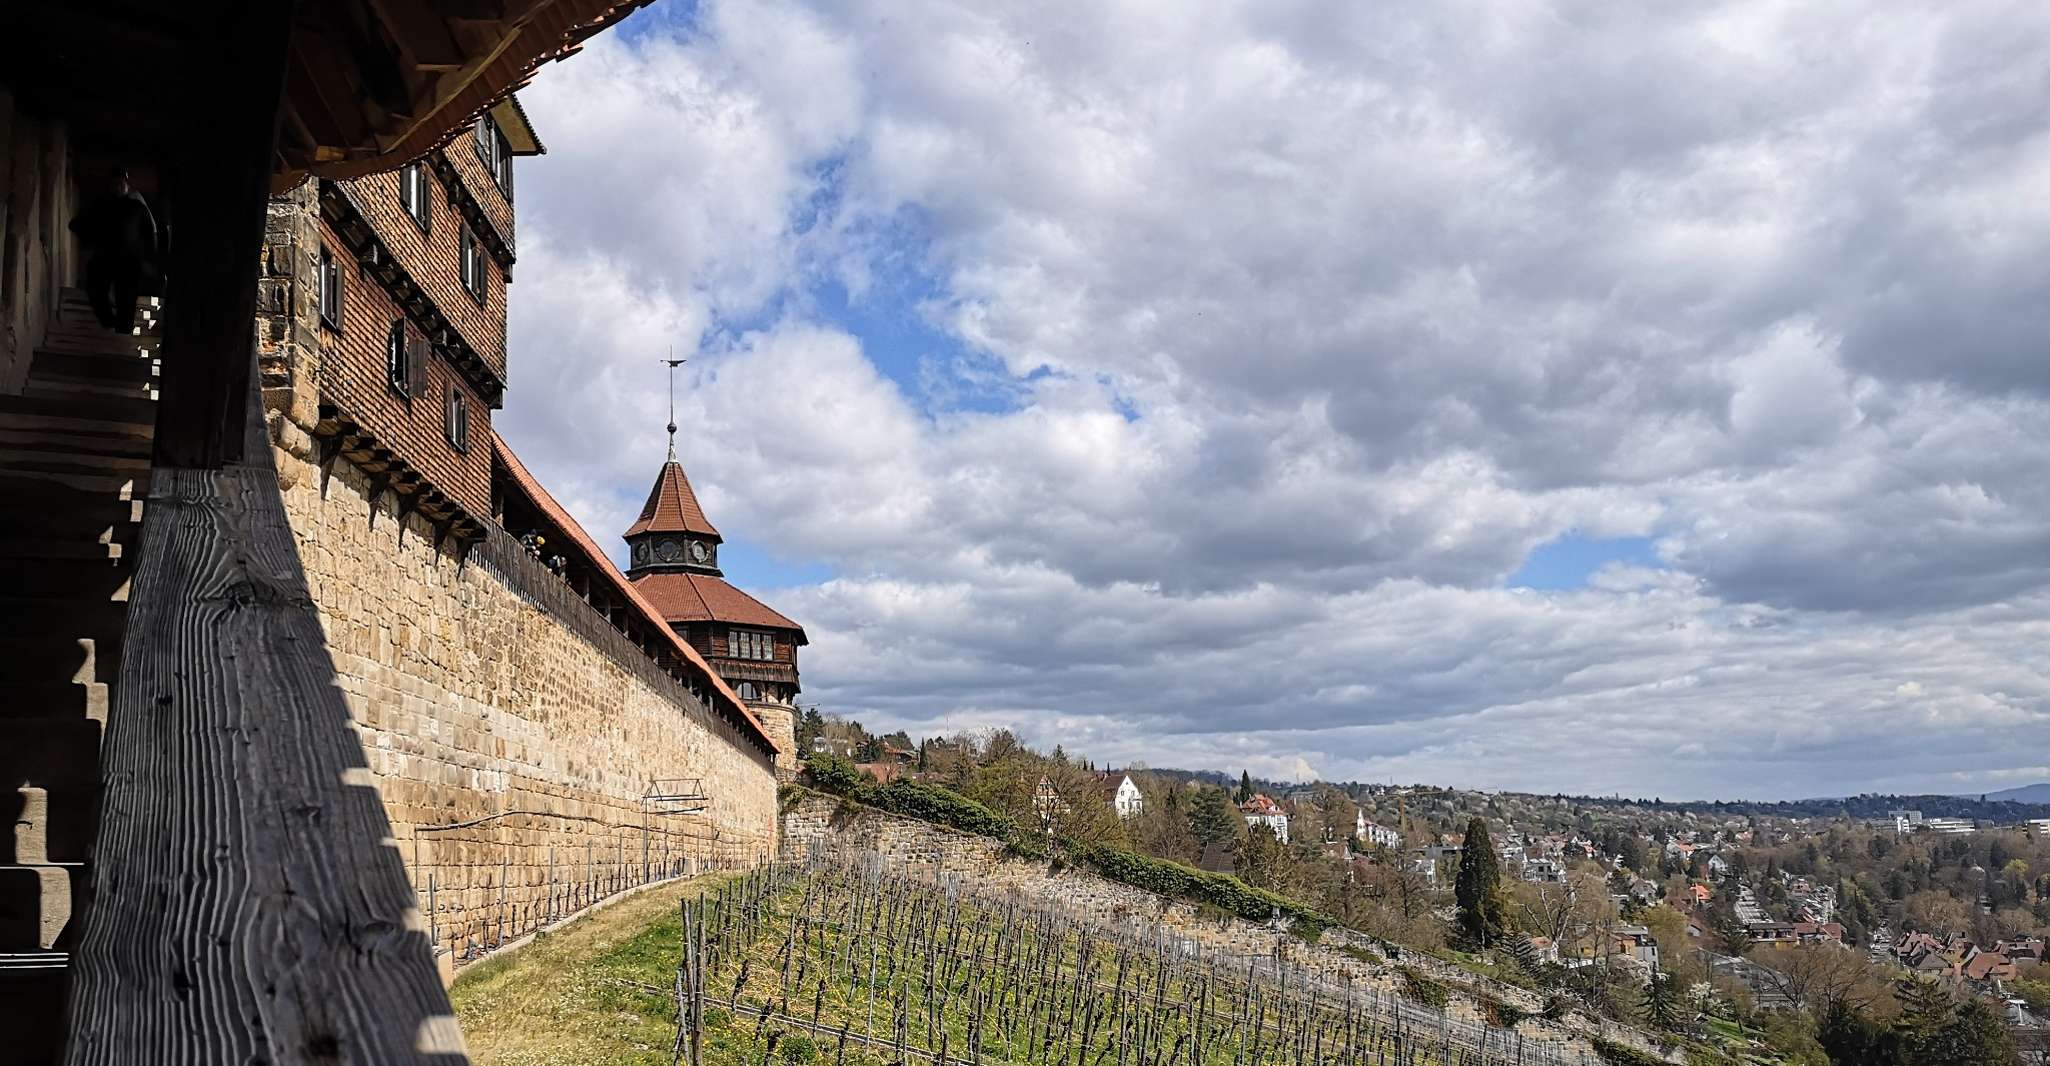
[624,460,721,539]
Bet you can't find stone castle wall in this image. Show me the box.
[278,455,780,968]
[748,700,799,782]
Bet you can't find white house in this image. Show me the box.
[1101,772,1145,819]
[1241,794,1290,843]
[1356,813,1401,849]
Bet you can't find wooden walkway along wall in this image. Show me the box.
[65,345,468,1063]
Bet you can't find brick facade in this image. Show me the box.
[446,121,517,253]
[312,210,495,518]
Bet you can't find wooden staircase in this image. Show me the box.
[0,289,158,1063]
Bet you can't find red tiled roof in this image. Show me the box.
[491,431,778,755]
[1241,794,1285,817]
[631,571,809,640]
[625,460,722,539]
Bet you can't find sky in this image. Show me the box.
[494,0,2050,802]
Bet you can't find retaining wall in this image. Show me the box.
[278,456,780,966]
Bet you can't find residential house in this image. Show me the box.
[1097,771,1145,819]
[1356,814,1401,849]
[1241,794,1290,843]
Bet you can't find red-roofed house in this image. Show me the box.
[1241,794,1290,843]
[624,444,809,778]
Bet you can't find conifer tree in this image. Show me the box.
[1454,816,1506,947]
[1640,969,1683,1031]
[1189,787,1238,846]
[1237,771,1254,804]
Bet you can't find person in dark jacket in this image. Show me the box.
[69,167,158,333]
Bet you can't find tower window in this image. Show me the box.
[385,319,408,396]
[444,384,470,453]
[474,115,514,196]
[459,226,487,303]
[388,319,426,398]
[729,629,775,661]
[398,163,432,231]
[736,682,759,700]
[317,246,342,329]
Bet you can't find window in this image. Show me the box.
[459,226,487,303]
[399,163,432,231]
[386,319,427,398]
[736,682,759,701]
[473,116,495,170]
[729,629,775,661]
[444,384,470,453]
[385,319,407,396]
[317,246,342,329]
[474,115,514,196]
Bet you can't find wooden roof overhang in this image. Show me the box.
[277,0,657,186]
[3,1,650,184]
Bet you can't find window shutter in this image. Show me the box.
[406,326,429,397]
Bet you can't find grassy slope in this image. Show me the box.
[451,877,724,1066]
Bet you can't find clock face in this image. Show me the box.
[632,541,648,564]
[689,540,709,563]
[657,538,682,562]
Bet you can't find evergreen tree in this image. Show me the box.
[1454,816,1506,947]
[1893,977,2020,1066]
[1818,999,1897,1064]
[1640,969,1683,1031]
[1189,787,1238,846]
[795,707,826,753]
[1237,771,1254,804]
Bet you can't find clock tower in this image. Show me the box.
[622,451,808,781]
[622,459,724,577]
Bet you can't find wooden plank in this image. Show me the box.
[368,0,468,71]
[151,1,295,470]
[67,346,466,1063]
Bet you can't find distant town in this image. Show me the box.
[805,711,2050,1063]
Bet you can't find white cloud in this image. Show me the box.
[495,0,2050,798]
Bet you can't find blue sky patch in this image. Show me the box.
[1510,533,1662,590]
[717,536,836,590]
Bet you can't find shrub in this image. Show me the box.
[1590,1037,1666,1066]
[804,753,865,795]
[802,757,1019,840]
[867,779,1015,838]
[779,1035,818,1063]
[1397,966,1450,1011]
[1480,996,1529,1030]
[1071,842,1339,935]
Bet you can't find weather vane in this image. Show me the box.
[662,349,687,459]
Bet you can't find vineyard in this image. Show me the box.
[665,852,1630,1066]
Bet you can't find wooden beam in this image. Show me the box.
[70,366,463,1058]
[150,1,297,469]
[367,0,467,71]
